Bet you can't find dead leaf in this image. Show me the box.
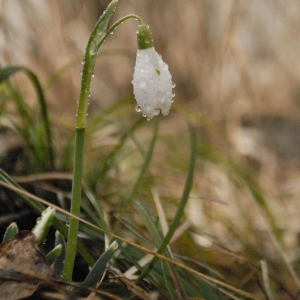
[0,230,55,300]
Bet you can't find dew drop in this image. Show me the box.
[142,113,147,118]
[80,70,83,75]
[154,107,160,116]
[135,105,141,112]
[81,58,85,65]
[144,55,150,63]
[110,31,114,35]
[172,93,176,98]
[138,78,146,88]
[147,118,151,121]
[172,82,176,88]
[91,73,95,78]
[89,40,98,56]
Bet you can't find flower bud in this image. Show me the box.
[136,24,153,50]
[132,26,173,120]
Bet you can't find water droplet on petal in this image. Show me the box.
[144,55,150,63]
[135,105,141,112]
[172,82,176,88]
[172,93,176,98]
[154,107,160,115]
[138,78,146,88]
[142,113,147,118]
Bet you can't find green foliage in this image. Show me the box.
[1,0,299,299]
[2,222,18,242]
[0,66,54,171]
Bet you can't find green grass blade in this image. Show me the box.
[2,222,19,242]
[133,199,163,247]
[0,66,54,169]
[0,168,95,267]
[157,118,196,259]
[46,244,62,265]
[117,118,158,224]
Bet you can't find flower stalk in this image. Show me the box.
[62,0,119,281]
[62,0,174,281]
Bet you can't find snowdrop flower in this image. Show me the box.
[132,24,174,120]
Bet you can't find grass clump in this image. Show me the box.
[0,1,299,299]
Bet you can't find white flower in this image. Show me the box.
[132,47,173,120]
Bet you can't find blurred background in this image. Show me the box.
[1,0,300,296]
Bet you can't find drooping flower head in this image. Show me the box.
[132,24,174,120]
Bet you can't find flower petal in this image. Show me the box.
[132,47,173,120]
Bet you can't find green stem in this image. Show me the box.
[62,128,85,280]
[63,0,146,280]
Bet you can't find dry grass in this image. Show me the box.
[1,0,300,298]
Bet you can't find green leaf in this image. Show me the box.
[32,207,55,246]
[2,222,19,242]
[0,168,95,267]
[0,66,54,169]
[156,118,196,256]
[46,244,62,266]
[80,241,118,295]
[52,231,66,277]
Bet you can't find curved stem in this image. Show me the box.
[62,0,145,280]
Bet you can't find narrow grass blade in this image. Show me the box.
[0,66,54,169]
[118,118,158,224]
[155,118,196,262]
[52,231,66,277]
[0,168,95,267]
[133,200,163,248]
[80,241,118,295]
[46,244,62,266]
[2,222,19,242]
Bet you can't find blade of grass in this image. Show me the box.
[138,117,196,280]
[133,200,185,298]
[63,0,120,280]
[0,66,54,169]
[0,168,95,267]
[0,177,262,300]
[116,117,158,225]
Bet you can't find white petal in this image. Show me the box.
[132,47,173,120]
[156,54,173,116]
